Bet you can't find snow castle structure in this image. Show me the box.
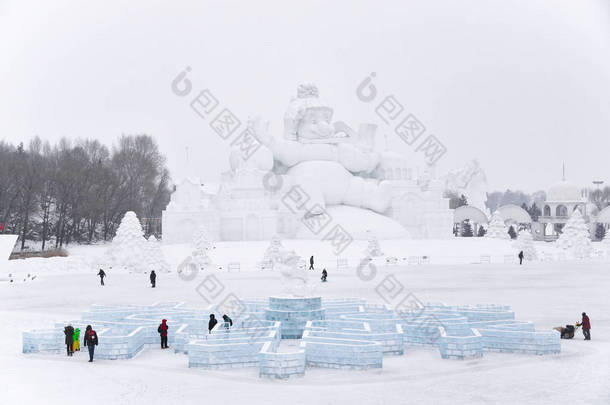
[162,84,453,242]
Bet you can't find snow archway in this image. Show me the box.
[497,204,532,224]
[453,206,488,224]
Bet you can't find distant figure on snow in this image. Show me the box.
[97,269,106,286]
[64,324,75,356]
[222,314,233,329]
[158,319,169,348]
[309,255,314,270]
[518,251,524,265]
[73,327,81,352]
[150,270,156,288]
[576,312,591,340]
[208,314,217,333]
[321,268,328,282]
[83,325,98,362]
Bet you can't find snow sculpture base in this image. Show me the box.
[265,297,325,339]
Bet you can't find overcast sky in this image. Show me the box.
[1,0,608,192]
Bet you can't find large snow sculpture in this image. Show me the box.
[265,83,392,214]
[486,211,509,239]
[556,210,592,259]
[514,230,537,261]
[162,83,456,242]
[444,159,489,213]
[107,211,148,272]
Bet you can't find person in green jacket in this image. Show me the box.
[73,328,81,351]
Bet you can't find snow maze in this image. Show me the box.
[23,297,560,379]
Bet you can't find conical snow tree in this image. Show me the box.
[364,230,384,256]
[108,211,148,272]
[486,211,509,239]
[556,209,592,259]
[191,228,214,270]
[514,230,537,260]
[145,235,170,273]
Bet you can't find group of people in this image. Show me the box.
[63,324,99,362]
[96,268,158,288]
[206,314,233,333]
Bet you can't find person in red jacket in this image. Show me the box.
[158,319,169,348]
[576,312,591,340]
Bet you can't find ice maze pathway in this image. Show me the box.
[23,298,561,379]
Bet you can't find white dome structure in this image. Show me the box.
[546,180,583,202]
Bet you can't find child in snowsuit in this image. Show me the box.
[73,328,81,352]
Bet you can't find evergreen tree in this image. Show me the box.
[514,230,537,260]
[458,194,468,207]
[508,225,517,239]
[595,223,606,241]
[486,211,509,239]
[477,226,486,237]
[556,209,592,259]
[107,211,148,272]
[461,220,473,237]
[529,203,541,222]
[145,235,170,273]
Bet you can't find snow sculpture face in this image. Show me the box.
[284,83,339,142]
[297,107,335,140]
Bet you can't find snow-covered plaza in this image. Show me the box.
[2,239,609,404]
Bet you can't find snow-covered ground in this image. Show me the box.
[1,239,609,404]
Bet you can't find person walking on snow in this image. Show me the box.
[518,250,524,265]
[64,324,75,356]
[576,312,591,340]
[321,268,328,282]
[73,327,81,352]
[309,255,314,270]
[150,270,156,288]
[208,314,217,333]
[158,319,169,348]
[83,325,98,362]
[97,269,106,286]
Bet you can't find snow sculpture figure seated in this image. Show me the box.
[262,84,392,214]
[277,250,314,297]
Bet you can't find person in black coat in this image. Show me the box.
[518,251,524,265]
[150,270,156,288]
[83,325,99,362]
[64,324,75,356]
[309,255,314,270]
[97,269,106,285]
[208,314,217,333]
[321,268,328,282]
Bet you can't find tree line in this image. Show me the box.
[0,135,172,250]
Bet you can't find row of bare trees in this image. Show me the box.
[0,135,172,250]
